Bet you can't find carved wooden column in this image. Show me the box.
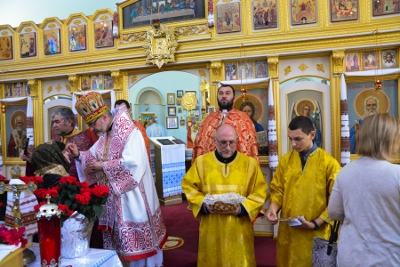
[27,79,42,146]
[206,61,223,108]
[331,50,345,162]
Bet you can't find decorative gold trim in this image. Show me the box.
[73,19,82,25]
[316,64,325,72]
[332,50,345,75]
[298,63,308,72]
[284,66,292,76]
[111,71,121,88]
[68,75,79,93]
[268,57,279,79]
[27,79,38,97]
[143,20,178,69]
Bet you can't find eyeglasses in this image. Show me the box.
[88,117,99,128]
[215,137,237,148]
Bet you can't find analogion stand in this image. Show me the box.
[149,137,186,206]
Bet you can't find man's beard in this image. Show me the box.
[362,109,378,119]
[16,126,23,132]
[218,98,234,110]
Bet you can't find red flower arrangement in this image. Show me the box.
[0,225,27,248]
[20,176,109,224]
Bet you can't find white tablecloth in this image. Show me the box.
[28,243,123,267]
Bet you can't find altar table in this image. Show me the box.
[28,243,123,267]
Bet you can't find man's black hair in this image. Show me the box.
[115,99,130,109]
[218,83,235,97]
[288,116,315,134]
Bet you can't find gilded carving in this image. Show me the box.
[198,70,206,77]
[268,57,279,79]
[131,75,137,84]
[68,75,79,92]
[332,50,345,75]
[121,32,147,43]
[48,24,56,29]
[298,62,308,72]
[56,84,62,92]
[66,85,71,92]
[209,61,222,75]
[73,20,82,25]
[47,86,53,93]
[27,79,38,97]
[1,31,8,36]
[24,28,32,33]
[175,25,207,37]
[142,20,178,69]
[284,66,292,76]
[99,15,109,21]
[111,71,121,87]
[316,64,325,72]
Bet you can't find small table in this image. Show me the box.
[28,243,123,267]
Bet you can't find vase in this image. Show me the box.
[61,212,94,259]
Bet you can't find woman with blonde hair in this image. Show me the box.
[328,113,400,266]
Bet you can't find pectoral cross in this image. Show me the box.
[0,179,37,228]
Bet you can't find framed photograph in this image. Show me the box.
[216,2,241,34]
[95,20,114,48]
[5,104,28,158]
[178,107,182,113]
[44,29,61,55]
[69,24,86,52]
[373,0,400,16]
[177,90,183,97]
[166,117,178,129]
[13,82,25,97]
[20,32,36,57]
[345,52,360,72]
[0,36,13,60]
[330,0,358,22]
[180,117,186,126]
[167,93,175,105]
[255,60,268,78]
[291,0,317,26]
[361,51,379,70]
[121,0,205,30]
[381,49,397,69]
[168,107,176,116]
[176,98,182,105]
[81,75,91,90]
[104,74,114,89]
[92,74,103,89]
[253,0,278,30]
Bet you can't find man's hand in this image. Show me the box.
[65,143,79,158]
[20,147,33,162]
[266,202,279,225]
[86,162,103,173]
[292,216,315,230]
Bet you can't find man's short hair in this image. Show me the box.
[218,83,235,97]
[115,99,130,109]
[356,113,400,160]
[288,116,315,134]
[51,107,76,128]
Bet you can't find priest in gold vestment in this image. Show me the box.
[182,124,268,267]
[266,116,341,267]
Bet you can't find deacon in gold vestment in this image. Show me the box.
[182,124,268,267]
[267,116,341,267]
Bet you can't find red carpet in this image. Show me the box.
[161,200,277,267]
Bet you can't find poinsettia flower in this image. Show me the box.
[93,185,109,198]
[60,176,78,185]
[75,192,91,205]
